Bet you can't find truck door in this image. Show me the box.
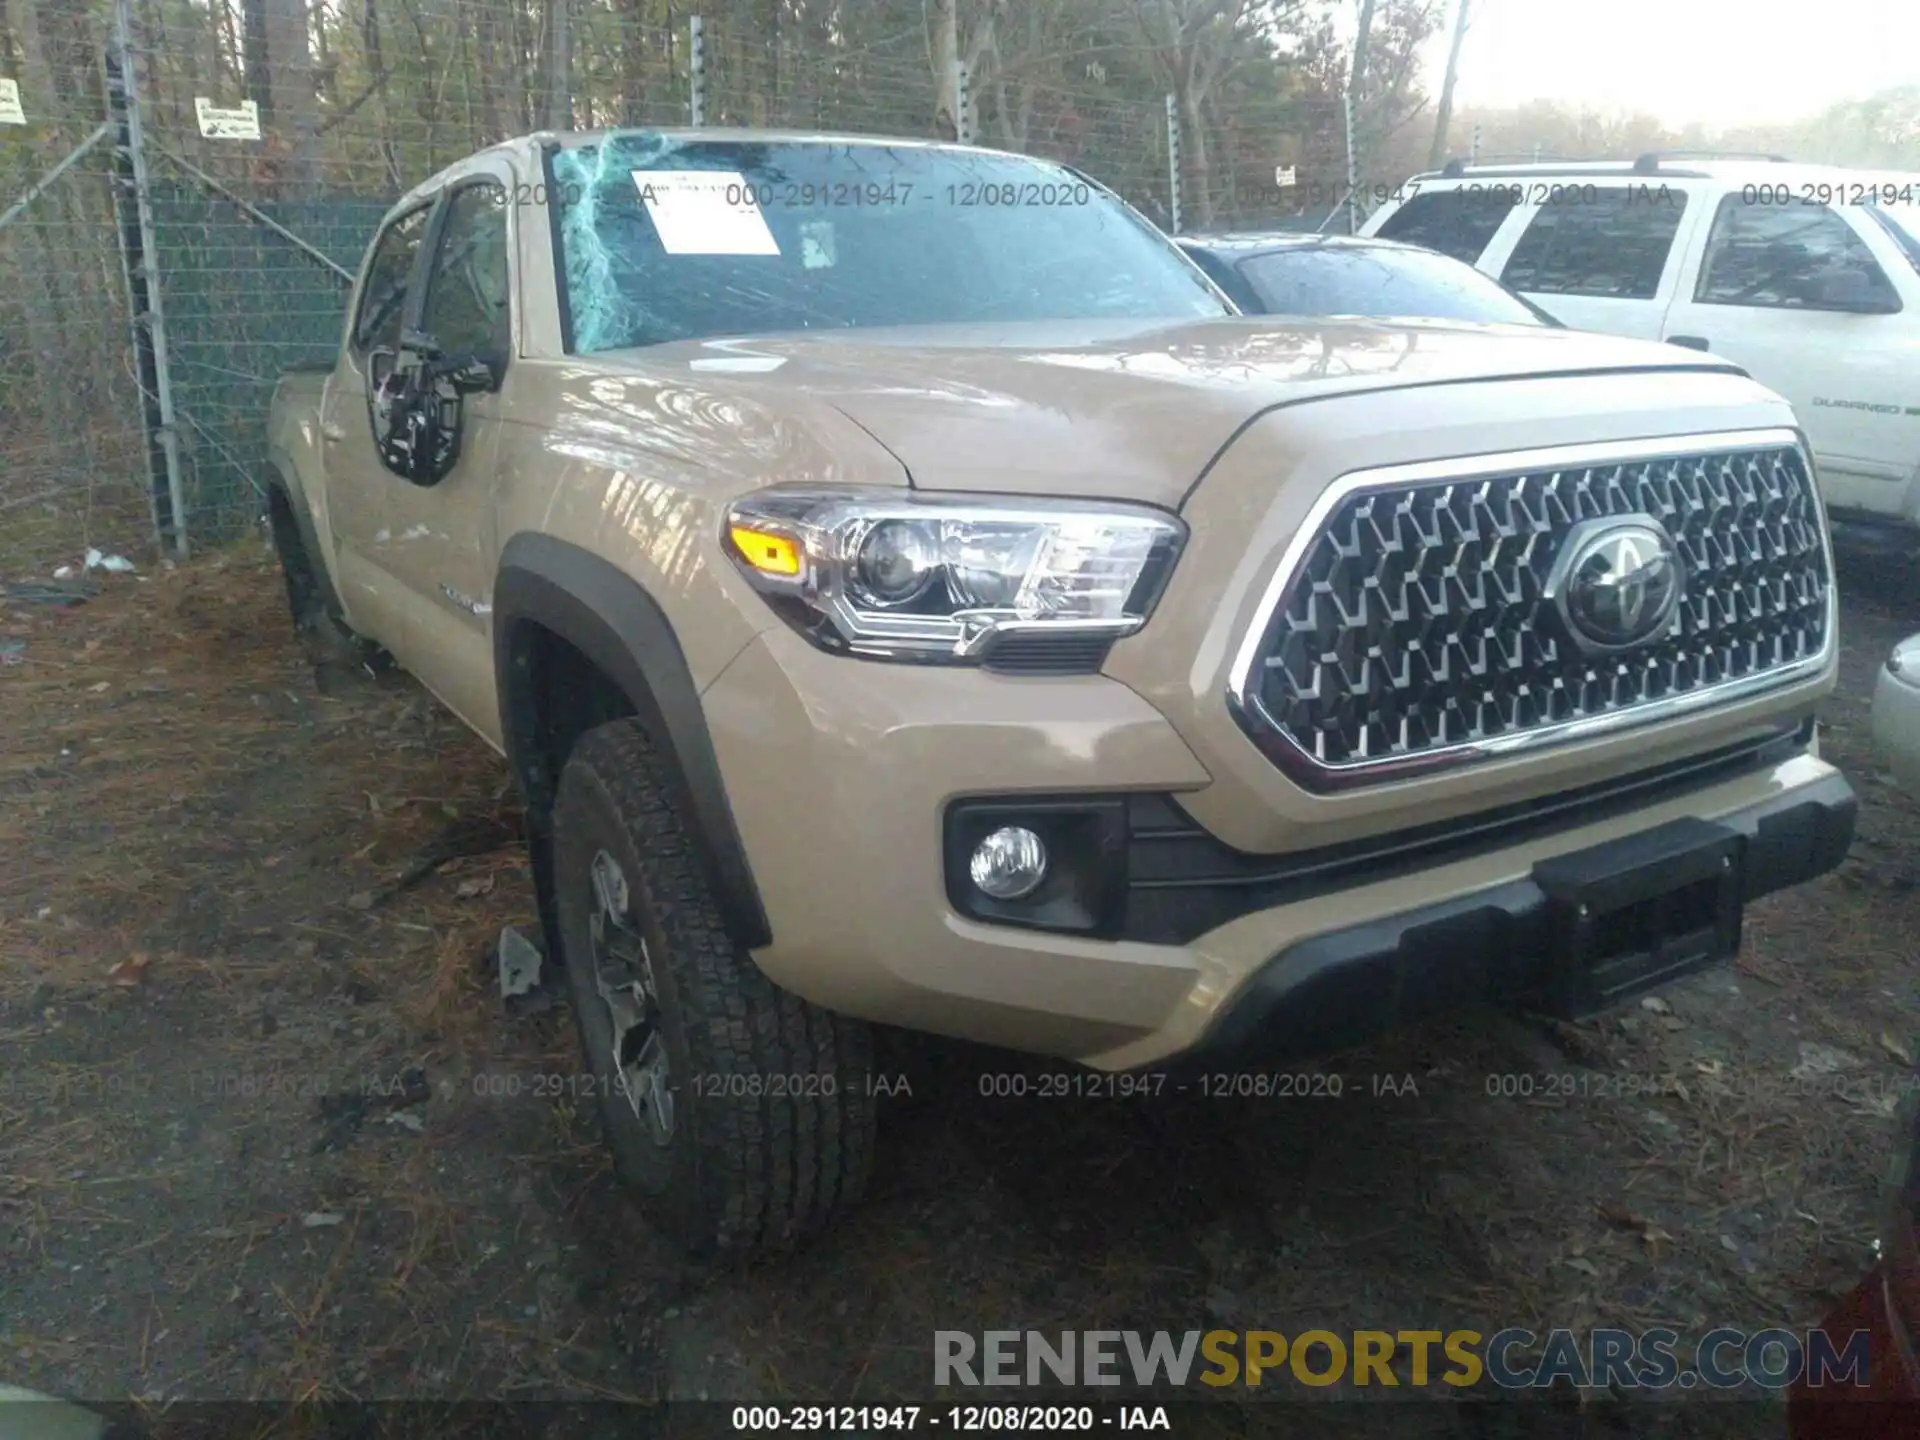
[1658,193,1920,525]
[376,168,516,736]
[322,201,434,643]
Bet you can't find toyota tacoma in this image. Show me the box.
[265,129,1857,1256]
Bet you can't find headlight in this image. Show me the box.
[723,487,1185,663]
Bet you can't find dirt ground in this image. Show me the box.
[2,538,1917,1434]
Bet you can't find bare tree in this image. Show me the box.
[927,0,960,139]
[1427,0,1468,166]
[264,0,320,192]
[1136,0,1287,229]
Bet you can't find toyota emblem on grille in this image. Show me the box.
[1546,515,1685,653]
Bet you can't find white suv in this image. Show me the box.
[1361,155,1920,551]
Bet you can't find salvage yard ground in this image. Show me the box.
[2,540,1917,1436]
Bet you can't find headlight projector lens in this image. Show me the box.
[852,519,939,607]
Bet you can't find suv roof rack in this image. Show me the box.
[1632,149,1791,172]
[1428,150,1793,181]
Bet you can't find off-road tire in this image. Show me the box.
[553,719,877,1257]
[266,492,359,663]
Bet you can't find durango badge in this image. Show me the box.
[1546,515,1685,653]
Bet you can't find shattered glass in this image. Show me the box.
[546,133,1227,352]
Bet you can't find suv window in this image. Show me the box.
[1697,196,1901,311]
[420,183,511,363]
[1500,189,1687,300]
[352,206,431,353]
[1373,189,1515,262]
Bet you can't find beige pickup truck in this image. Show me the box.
[267,128,1856,1257]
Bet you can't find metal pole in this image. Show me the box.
[1165,94,1181,234]
[109,0,189,558]
[0,122,115,234]
[954,61,973,144]
[1343,86,1360,234]
[689,16,705,127]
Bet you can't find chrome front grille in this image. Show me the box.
[1228,431,1833,791]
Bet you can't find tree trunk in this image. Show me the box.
[1178,63,1212,229]
[241,0,270,113]
[616,0,644,124]
[929,0,959,139]
[474,0,503,138]
[543,0,572,130]
[1428,0,1469,167]
[264,0,319,193]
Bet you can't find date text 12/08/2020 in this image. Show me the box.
[729,1405,1173,1432]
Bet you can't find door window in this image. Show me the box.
[1500,190,1687,300]
[352,206,431,353]
[1373,188,1516,262]
[1695,196,1901,311]
[419,183,512,366]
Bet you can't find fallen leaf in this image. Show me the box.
[1790,1043,1861,1082]
[346,891,374,911]
[1639,996,1672,1015]
[383,1109,424,1133]
[1598,1202,1649,1230]
[1880,1032,1914,1067]
[107,952,152,988]
[1719,1234,1740,1253]
[454,875,495,899]
[88,681,109,694]
[1850,1092,1900,1120]
[1640,1224,1675,1252]
[301,1211,345,1229]
[1693,1059,1725,1077]
[1562,1256,1600,1277]
[365,792,383,814]
[1657,1015,1687,1031]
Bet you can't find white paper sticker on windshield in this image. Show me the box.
[194,97,261,140]
[0,79,25,125]
[634,171,780,256]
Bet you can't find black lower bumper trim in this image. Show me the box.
[1168,772,1856,1071]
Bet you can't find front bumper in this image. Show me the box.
[703,623,1852,1070]
[1173,771,1854,1072]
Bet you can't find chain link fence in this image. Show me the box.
[1,0,1370,569]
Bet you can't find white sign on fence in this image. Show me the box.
[0,79,25,125]
[1273,165,1298,188]
[194,97,261,140]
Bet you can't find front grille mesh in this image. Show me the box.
[1241,444,1830,779]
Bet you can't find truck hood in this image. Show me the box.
[621,317,1742,507]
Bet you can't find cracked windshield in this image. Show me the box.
[2,0,1917,1432]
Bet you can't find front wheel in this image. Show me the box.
[552,719,876,1256]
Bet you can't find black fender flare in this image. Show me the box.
[263,457,348,622]
[492,532,772,950]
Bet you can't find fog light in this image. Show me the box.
[969,826,1048,900]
